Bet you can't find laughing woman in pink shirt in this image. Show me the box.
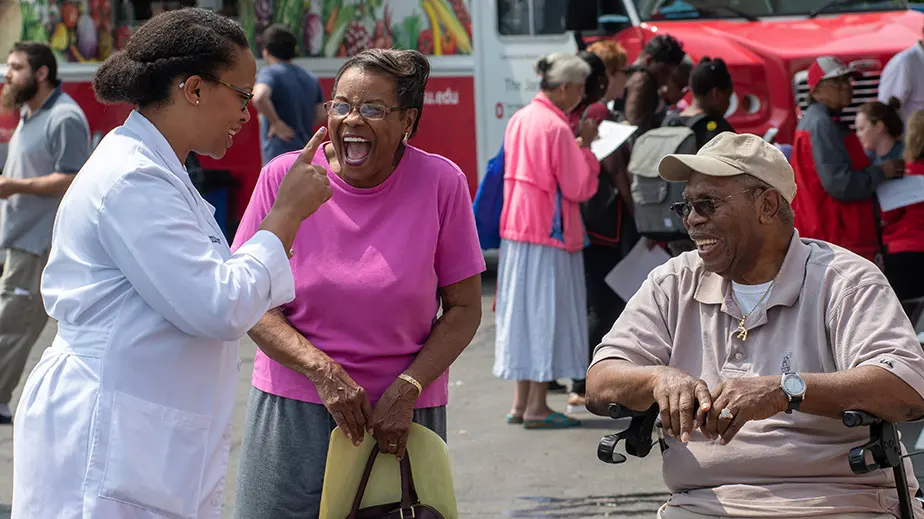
[494,52,600,429]
[231,49,485,518]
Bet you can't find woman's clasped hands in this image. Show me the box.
[314,359,420,461]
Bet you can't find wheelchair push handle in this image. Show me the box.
[840,410,916,519]
[842,410,882,428]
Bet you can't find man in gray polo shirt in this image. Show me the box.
[587,132,924,518]
[0,42,90,423]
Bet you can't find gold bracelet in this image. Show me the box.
[398,373,422,394]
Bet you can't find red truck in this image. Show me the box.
[1,0,922,233]
[567,0,923,142]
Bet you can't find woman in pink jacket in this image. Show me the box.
[494,52,601,429]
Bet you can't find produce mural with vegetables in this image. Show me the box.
[5,0,135,63]
[239,0,472,58]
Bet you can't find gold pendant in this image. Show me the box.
[736,320,748,341]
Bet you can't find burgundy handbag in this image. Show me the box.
[346,445,445,519]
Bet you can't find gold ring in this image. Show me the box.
[720,408,734,420]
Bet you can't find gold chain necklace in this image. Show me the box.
[730,280,775,341]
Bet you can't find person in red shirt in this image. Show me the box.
[882,109,924,317]
[790,56,904,262]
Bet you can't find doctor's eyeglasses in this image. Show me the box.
[179,74,254,112]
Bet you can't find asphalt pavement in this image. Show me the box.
[0,267,668,518]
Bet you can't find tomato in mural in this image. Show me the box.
[238,0,473,58]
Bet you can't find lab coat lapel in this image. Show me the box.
[122,111,231,251]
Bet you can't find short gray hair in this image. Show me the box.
[535,52,591,90]
[737,175,794,225]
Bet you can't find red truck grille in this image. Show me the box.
[793,70,882,130]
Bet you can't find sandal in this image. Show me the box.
[523,412,581,429]
[506,413,524,425]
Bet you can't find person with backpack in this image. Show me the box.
[662,57,734,148]
[623,34,687,140]
[493,52,600,429]
[626,57,735,256]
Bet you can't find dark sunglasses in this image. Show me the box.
[670,188,764,219]
[200,73,254,111]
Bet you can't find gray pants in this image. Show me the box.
[0,248,49,404]
[234,387,447,519]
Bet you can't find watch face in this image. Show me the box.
[783,375,806,395]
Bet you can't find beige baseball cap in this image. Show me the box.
[658,132,797,203]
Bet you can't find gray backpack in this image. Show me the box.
[627,114,705,241]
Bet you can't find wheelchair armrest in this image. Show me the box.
[598,403,661,464]
[842,410,903,475]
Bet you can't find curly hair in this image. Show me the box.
[93,7,249,108]
[642,34,686,66]
[333,49,431,137]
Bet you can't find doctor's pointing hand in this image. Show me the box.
[261,126,334,251]
[11,8,326,519]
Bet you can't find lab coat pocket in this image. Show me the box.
[99,392,212,519]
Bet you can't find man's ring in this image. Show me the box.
[720,408,734,420]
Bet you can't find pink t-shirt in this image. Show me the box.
[232,144,486,408]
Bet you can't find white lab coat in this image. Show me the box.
[11,110,295,519]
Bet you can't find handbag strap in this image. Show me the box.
[399,451,421,510]
[347,445,422,519]
[347,445,381,519]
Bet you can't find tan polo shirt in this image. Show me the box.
[592,231,924,518]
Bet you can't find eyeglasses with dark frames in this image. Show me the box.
[192,73,254,111]
[323,100,403,120]
[669,187,765,219]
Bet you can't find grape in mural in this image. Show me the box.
[239,0,473,58]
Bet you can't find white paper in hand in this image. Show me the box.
[604,239,671,301]
[876,176,924,212]
[591,121,638,161]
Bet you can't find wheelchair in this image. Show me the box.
[597,403,924,519]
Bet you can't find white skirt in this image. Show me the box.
[493,239,589,382]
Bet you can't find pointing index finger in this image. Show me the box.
[296,126,328,164]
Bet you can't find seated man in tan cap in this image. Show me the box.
[586,132,924,519]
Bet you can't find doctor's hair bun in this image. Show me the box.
[93,7,248,108]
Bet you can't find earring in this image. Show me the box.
[179,81,185,88]
[195,99,200,105]
[403,132,409,142]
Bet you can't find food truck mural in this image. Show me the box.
[238,0,472,58]
[2,0,472,62]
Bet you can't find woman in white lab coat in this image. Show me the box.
[11,8,333,518]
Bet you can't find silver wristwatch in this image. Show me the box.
[780,373,806,414]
